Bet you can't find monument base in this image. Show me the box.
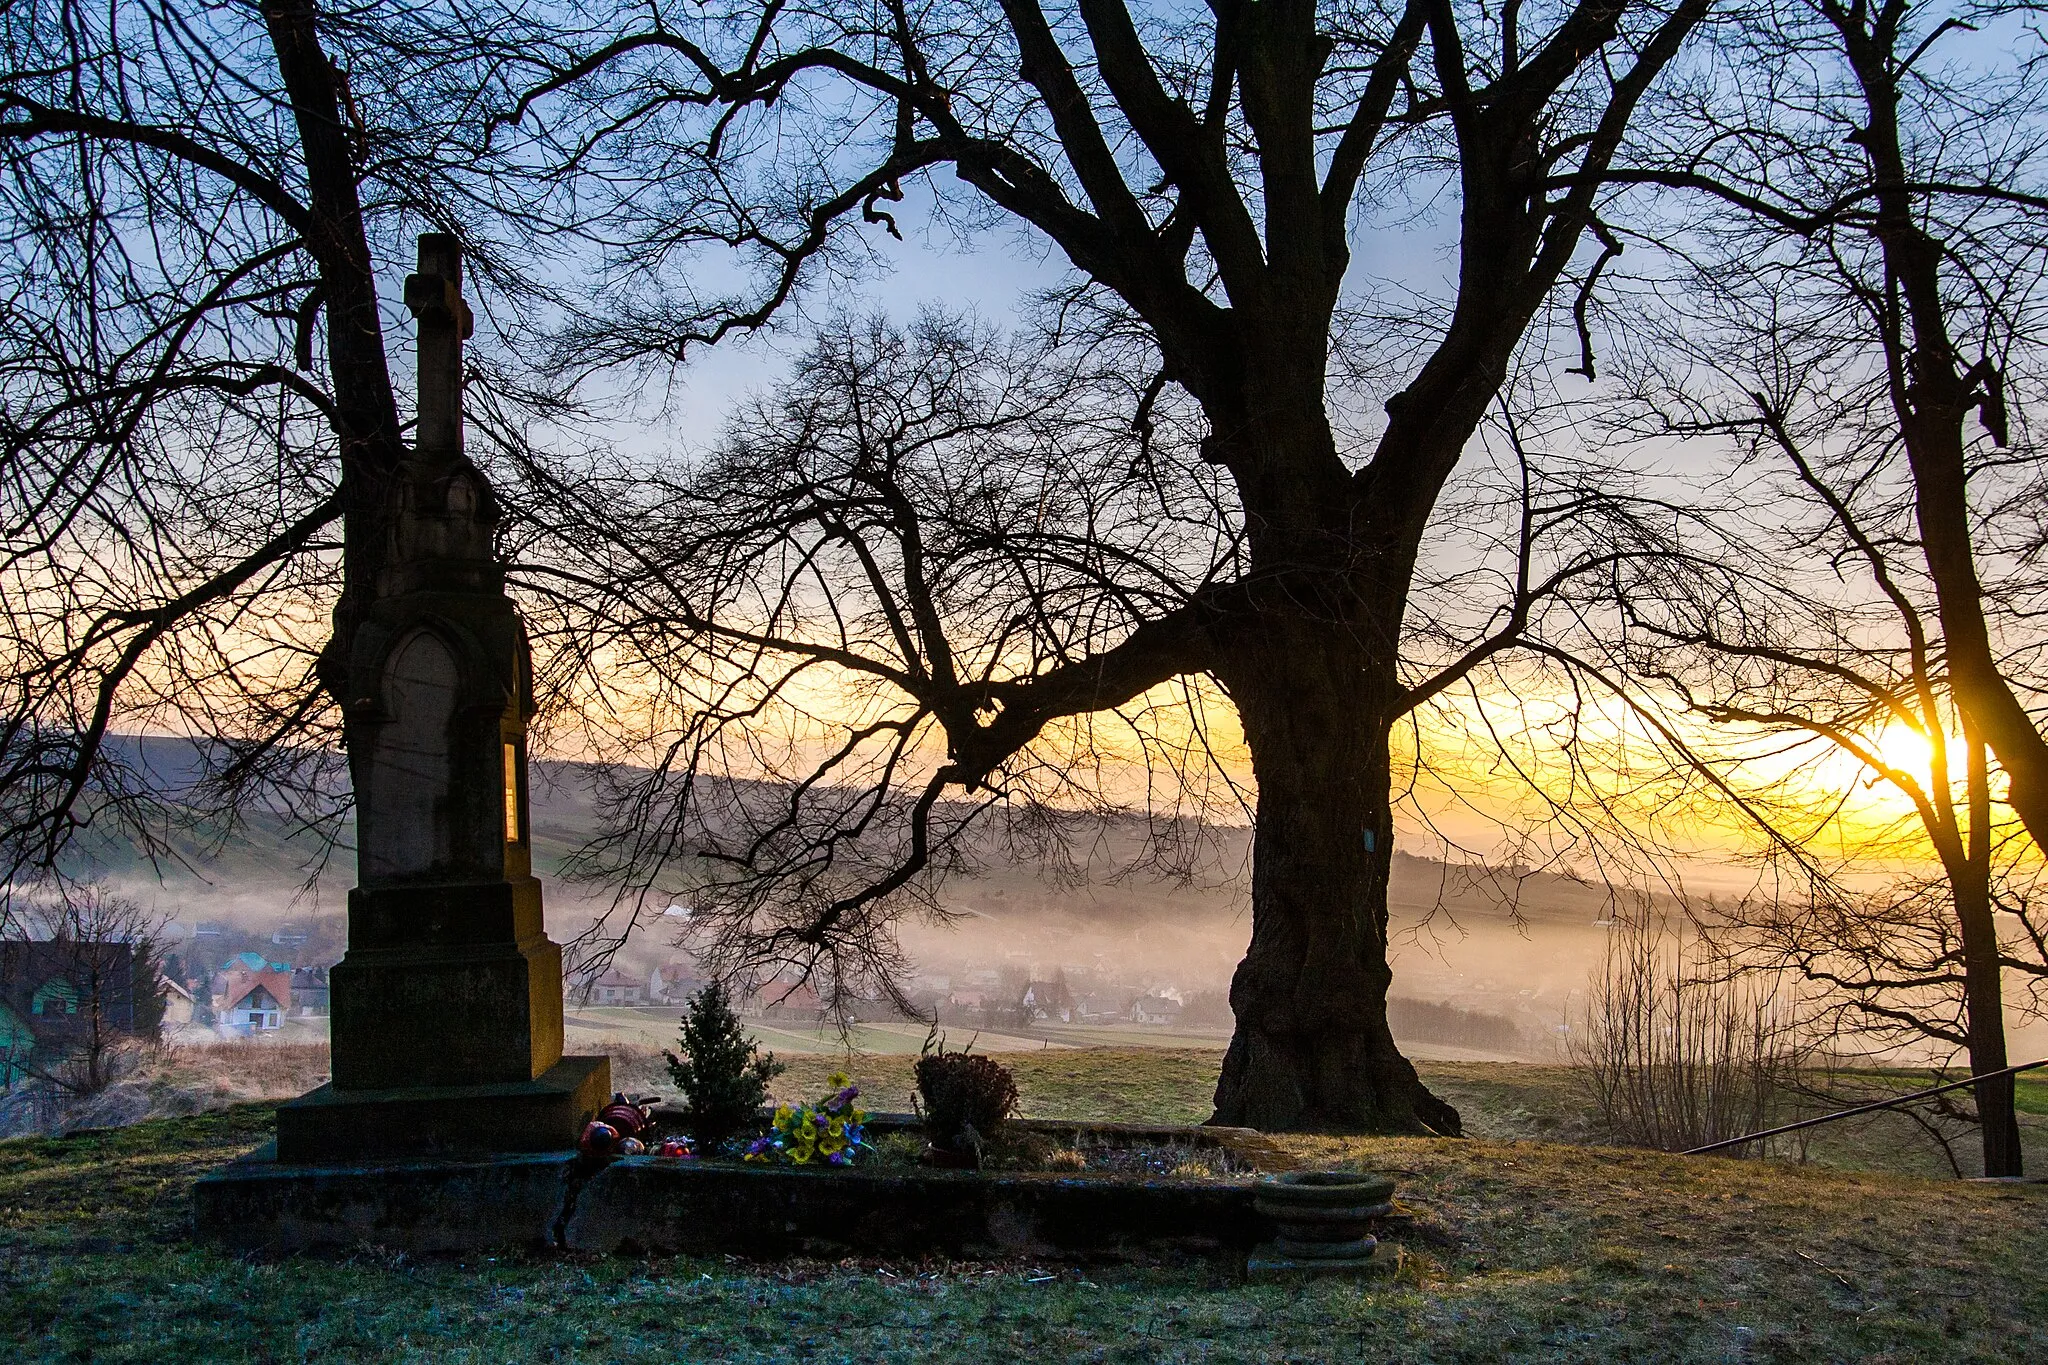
[1245,1240,1402,1281]
[274,1054,609,1163]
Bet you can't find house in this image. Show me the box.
[159,976,196,1027]
[216,952,293,1033]
[270,923,310,948]
[750,980,824,1020]
[1074,992,1131,1023]
[942,989,991,1022]
[0,1000,34,1085]
[289,966,330,1015]
[1018,979,1074,1024]
[192,922,225,941]
[225,983,286,1031]
[648,961,705,1004]
[1129,994,1183,1026]
[0,940,139,1053]
[590,969,646,1006]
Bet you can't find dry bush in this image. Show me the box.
[159,1041,333,1096]
[0,1038,331,1137]
[0,1036,692,1139]
[1569,916,1811,1155]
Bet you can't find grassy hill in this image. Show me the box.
[4,1050,2046,1362]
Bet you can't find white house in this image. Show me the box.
[226,983,284,1031]
[1129,994,1182,1026]
[591,969,646,1006]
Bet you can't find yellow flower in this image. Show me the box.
[827,1071,852,1090]
[819,1134,846,1155]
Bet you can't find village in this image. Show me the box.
[1,912,1221,1063]
[3,904,1541,1107]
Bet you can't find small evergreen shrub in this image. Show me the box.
[664,982,783,1153]
[914,1038,1017,1154]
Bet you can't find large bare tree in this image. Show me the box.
[492,0,1716,1131]
[0,1,541,901]
[1604,0,2048,847]
[1581,0,2048,1172]
[1612,437,2041,1176]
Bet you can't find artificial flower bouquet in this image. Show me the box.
[744,1072,871,1167]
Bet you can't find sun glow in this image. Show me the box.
[1870,724,1939,786]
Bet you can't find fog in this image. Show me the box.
[75,751,2048,1067]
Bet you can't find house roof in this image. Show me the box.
[0,940,137,1032]
[754,980,822,1011]
[219,965,292,1012]
[228,983,282,1012]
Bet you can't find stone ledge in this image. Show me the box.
[565,1158,1273,1259]
[649,1110,1302,1171]
[274,1054,609,1162]
[194,1147,575,1255]
[193,1147,1281,1260]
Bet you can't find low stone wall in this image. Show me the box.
[195,1147,1276,1259]
[194,1146,570,1255]
[567,1159,1269,1258]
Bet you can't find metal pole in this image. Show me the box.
[1683,1057,2048,1156]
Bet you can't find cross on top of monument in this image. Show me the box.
[383,233,496,593]
[402,233,475,465]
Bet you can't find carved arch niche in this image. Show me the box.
[364,628,459,880]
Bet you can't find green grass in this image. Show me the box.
[772,1046,1229,1123]
[778,1051,2048,1179]
[5,1052,2047,1362]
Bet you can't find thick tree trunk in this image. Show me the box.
[1208,615,1461,1135]
[264,0,406,703]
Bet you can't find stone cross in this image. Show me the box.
[275,234,608,1161]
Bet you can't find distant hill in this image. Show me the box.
[63,735,1629,930]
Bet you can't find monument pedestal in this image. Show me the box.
[260,233,608,1165]
[276,1055,609,1162]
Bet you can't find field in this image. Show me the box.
[4,1048,2047,1362]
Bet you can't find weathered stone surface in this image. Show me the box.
[328,885,565,1091]
[364,628,460,879]
[284,233,586,1160]
[196,1142,1277,1260]
[1245,1169,1400,1278]
[194,1147,575,1255]
[1245,1242,1401,1281]
[275,1054,608,1163]
[563,1159,1272,1260]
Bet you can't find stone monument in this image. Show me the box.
[274,234,608,1161]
